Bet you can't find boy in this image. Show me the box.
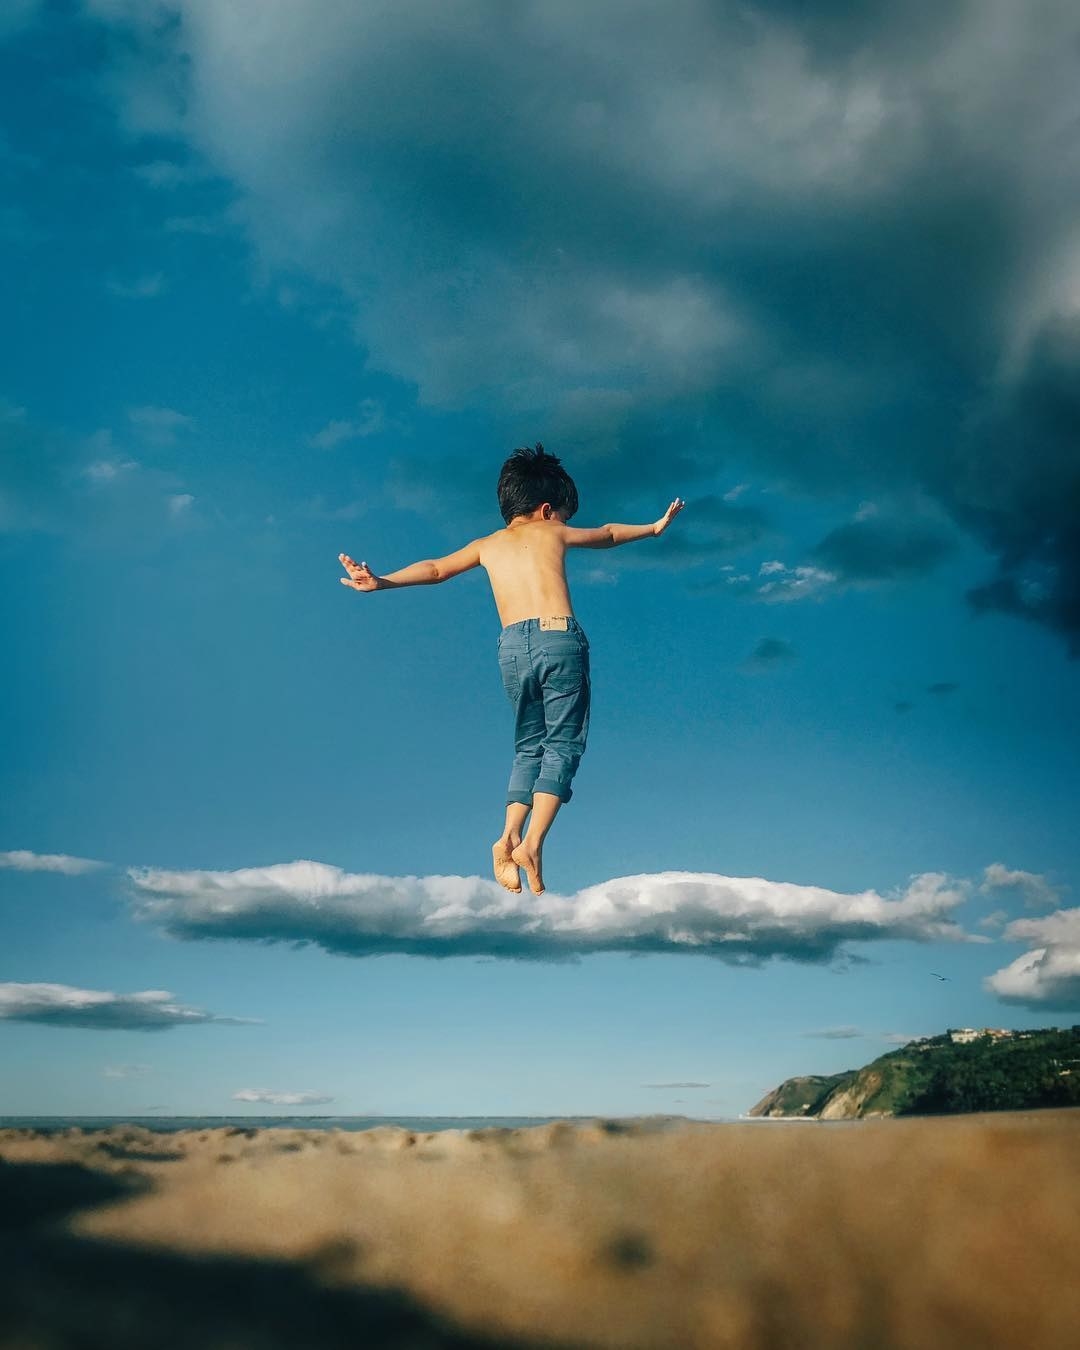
[339,444,683,896]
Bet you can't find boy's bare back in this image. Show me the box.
[479,518,576,628]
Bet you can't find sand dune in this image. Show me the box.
[2,1111,1079,1348]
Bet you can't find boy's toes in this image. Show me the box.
[492,842,522,892]
[510,844,544,895]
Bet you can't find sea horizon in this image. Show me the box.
[0,1112,750,1133]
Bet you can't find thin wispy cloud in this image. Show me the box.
[103,1063,152,1079]
[307,399,386,449]
[981,863,1063,910]
[127,405,194,446]
[233,1089,334,1106]
[642,1081,710,1089]
[802,1026,863,1040]
[83,457,139,483]
[0,983,255,1030]
[127,859,979,965]
[0,849,106,875]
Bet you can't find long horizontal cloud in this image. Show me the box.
[233,1089,334,1106]
[86,0,1080,650]
[0,982,254,1030]
[983,906,1080,1011]
[127,859,977,965]
[0,849,106,874]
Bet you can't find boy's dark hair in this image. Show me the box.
[497,443,579,524]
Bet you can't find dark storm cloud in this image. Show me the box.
[810,517,957,582]
[646,495,773,569]
[87,0,1080,649]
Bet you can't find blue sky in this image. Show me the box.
[2,0,1079,1119]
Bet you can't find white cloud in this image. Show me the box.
[723,483,749,502]
[0,982,255,1030]
[127,405,194,445]
[0,849,106,874]
[984,906,1080,1011]
[802,1026,863,1039]
[103,1063,152,1078]
[83,458,139,483]
[167,492,195,516]
[232,1088,334,1106]
[999,909,1080,948]
[756,560,839,603]
[127,858,979,965]
[980,862,1063,909]
[984,943,1080,1012]
[641,1081,710,1089]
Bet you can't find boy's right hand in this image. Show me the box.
[339,553,381,591]
[653,498,685,536]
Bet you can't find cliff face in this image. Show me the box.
[748,1072,854,1118]
[747,1027,1080,1119]
[749,1056,918,1120]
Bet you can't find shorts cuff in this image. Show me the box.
[533,778,573,803]
[506,790,534,807]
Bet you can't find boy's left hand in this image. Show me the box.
[339,553,381,591]
[653,498,685,536]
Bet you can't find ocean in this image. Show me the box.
[0,1113,735,1133]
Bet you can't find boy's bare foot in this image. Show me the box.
[492,840,522,893]
[511,842,544,895]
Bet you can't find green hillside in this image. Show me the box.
[748,1026,1080,1119]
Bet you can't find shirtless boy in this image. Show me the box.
[339,444,683,896]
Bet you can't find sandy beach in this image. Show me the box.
[2,1110,1079,1349]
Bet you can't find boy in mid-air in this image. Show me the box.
[339,445,683,896]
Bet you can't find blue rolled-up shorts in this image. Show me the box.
[497,615,591,806]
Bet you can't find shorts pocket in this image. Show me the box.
[544,647,588,694]
[498,651,521,703]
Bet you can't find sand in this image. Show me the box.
[2,1110,1079,1349]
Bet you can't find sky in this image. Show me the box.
[2,0,1079,1120]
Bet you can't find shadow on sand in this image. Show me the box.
[0,1158,574,1350]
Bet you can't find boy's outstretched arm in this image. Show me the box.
[562,498,685,549]
[339,540,482,591]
